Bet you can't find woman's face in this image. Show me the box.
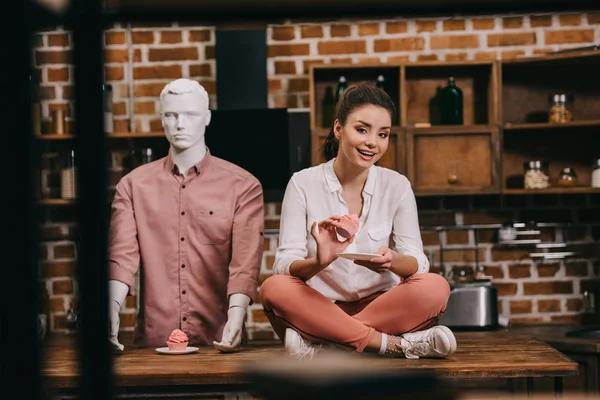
[334,104,391,169]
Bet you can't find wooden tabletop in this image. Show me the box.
[41,331,579,389]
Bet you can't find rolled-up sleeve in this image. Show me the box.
[108,177,140,295]
[392,180,429,274]
[228,175,265,303]
[272,177,308,276]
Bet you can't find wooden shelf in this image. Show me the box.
[35,132,165,140]
[408,124,495,134]
[503,187,600,195]
[37,199,77,205]
[503,120,600,130]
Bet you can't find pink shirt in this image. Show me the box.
[108,149,264,346]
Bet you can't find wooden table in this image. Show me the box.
[41,331,579,399]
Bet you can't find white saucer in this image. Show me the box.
[155,346,199,355]
[336,252,380,261]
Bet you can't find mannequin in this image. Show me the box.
[109,78,261,352]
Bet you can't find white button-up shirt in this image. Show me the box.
[273,159,429,302]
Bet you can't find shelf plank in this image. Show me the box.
[37,199,77,205]
[34,132,165,140]
[503,120,600,130]
[503,187,600,195]
[409,124,495,134]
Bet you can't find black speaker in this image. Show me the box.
[215,29,267,110]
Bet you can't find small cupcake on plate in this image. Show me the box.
[167,329,189,351]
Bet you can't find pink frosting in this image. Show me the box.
[168,329,188,343]
[337,214,360,238]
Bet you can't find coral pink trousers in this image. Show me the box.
[260,272,450,352]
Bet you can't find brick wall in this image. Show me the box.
[34,11,599,336]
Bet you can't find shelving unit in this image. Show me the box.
[308,50,600,197]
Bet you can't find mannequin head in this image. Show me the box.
[160,79,211,152]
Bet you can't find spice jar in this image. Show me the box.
[592,159,600,188]
[524,160,550,189]
[549,94,573,123]
[558,167,577,187]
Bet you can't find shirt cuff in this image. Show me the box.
[227,277,258,305]
[108,261,135,295]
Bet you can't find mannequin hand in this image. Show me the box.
[213,306,245,352]
[109,300,124,351]
[311,217,355,268]
[354,246,393,274]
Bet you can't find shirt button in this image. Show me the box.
[182,317,187,321]
[182,290,186,295]
[181,237,184,241]
[181,211,185,216]
[181,264,185,268]
[182,184,186,189]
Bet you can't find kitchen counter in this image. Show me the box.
[506,324,600,354]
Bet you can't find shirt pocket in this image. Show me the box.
[367,223,392,251]
[194,206,232,245]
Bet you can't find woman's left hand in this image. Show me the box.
[354,246,394,274]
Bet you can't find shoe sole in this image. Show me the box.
[435,325,457,355]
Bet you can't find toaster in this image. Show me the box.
[437,281,499,330]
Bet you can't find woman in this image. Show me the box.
[260,83,456,359]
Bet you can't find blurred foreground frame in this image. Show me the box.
[242,351,458,400]
[105,0,600,24]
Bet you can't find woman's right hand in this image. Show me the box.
[310,217,355,268]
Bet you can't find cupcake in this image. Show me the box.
[336,214,360,239]
[167,329,189,351]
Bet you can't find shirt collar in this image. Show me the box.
[164,147,212,176]
[324,158,377,195]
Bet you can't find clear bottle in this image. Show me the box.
[440,77,463,125]
[335,76,347,103]
[61,150,77,199]
[548,94,573,123]
[592,159,600,188]
[524,160,550,190]
[321,86,335,128]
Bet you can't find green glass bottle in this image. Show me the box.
[335,76,347,102]
[321,86,335,128]
[440,77,463,125]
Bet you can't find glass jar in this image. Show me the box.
[592,159,600,188]
[524,160,550,189]
[548,94,573,123]
[61,150,77,199]
[558,167,577,187]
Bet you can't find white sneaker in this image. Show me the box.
[284,328,322,360]
[399,325,457,359]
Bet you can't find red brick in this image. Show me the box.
[134,83,167,97]
[488,32,536,47]
[330,24,351,37]
[189,29,211,42]
[510,300,532,314]
[446,230,469,244]
[251,309,269,323]
[47,67,69,82]
[483,266,504,279]
[431,34,479,49]
[53,244,75,259]
[472,18,495,30]
[49,297,67,313]
[493,283,518,296]
[41,261,76,278]
[475,51,497,60]
[160,31,182,44]
[491,249,530,261]
[359,57,381,64]
[551,315,581,323]
[268,78,282,93]
[318,40,366,55]
[125,296,137,309]
[47,33,69,47]
[508,264,532,278]
[302,59,325,73]
[300,25,323,38]
[120,312,136,327]
[105,66,124,81]
[523,281,573,295]
[417,54,439,61]
[442,248,486,262]
[530,15,553,27]
[133,65,183,80]
[134,101,156,115]
[588,13,600,24]
[545,29,594,44]
[272,26,295,41]
[565,261,589,277]
[205,45,215,59]
[374,37,424,52]
[105,49,129,63]
[189,63,212,77]
[113,102,127,116]
[386,21,408,34]
[559,14,582,26]
[274,60,296,75]
[198,80,216,95]
[35,50,71,65]
[388,55,410,63]
[416,20,437,32]
[52,279,73,295]
[148,47,199,61]
[510,317,544,325]
[443,19,465,31]
[264,219,280,230]
[445,52,469,61]
[502,17,523,29]
[566,298,583,312]
[501,50,526,59]
[132,31,154,44]
[268,44,310,57]
[537,263,561,277]
[53,315,70,330]
[330,58,352,64]
[537,299,561,313]
[421,231,439,246]
[263,238,270,251]
[288,77,309,92]
[358,23,380,36]
[105,31,126,45]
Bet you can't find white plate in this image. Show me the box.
[336,252,380,261]
[155,346,199,355]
